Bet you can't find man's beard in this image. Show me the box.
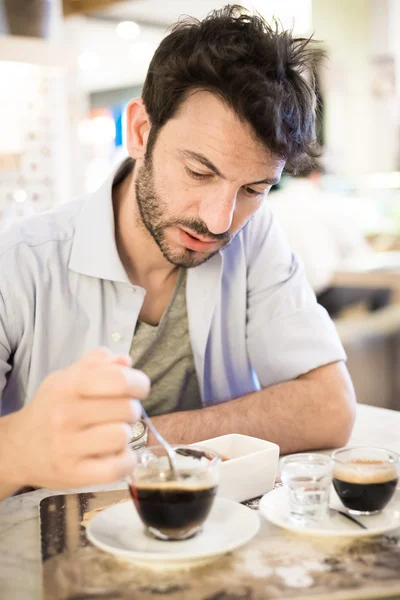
[135,155,231,268]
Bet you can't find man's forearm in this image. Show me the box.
[150,362,356,454]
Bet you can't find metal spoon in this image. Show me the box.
[329,507,368,529]
[329,507,398,544]
[140,405,178,479]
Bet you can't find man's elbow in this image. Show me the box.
[328,383,357,448]
[303,362,357,450]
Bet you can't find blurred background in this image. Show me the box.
[1,0,400,411]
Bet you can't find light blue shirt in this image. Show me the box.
[0,164,346,416]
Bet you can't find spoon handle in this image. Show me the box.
[329,508,400,544]
[332,508,368,530]
[140,405,177,475]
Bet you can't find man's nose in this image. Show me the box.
[199,188,237,235]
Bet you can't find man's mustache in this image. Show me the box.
[172,219,231,242]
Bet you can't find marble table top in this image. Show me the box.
[1,403,400,600]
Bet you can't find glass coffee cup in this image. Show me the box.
[331,447,399,515]
[127,445,220,541]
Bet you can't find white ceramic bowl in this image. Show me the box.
[191,434,279,503]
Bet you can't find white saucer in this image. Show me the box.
[259,486,400,538]
[87,497,260,569]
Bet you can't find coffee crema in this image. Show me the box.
[333,459,397,484]
[333,459,398,513]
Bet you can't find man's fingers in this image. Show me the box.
[76,399,142,427]
[73,423,132,457]
[80,347,114,364]
[77,450,136,485]
[112,355,133,367]
[80,348,133,368]
[78,364,150,400]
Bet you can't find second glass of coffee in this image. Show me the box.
[331,447,399,515]
[128,445,220,540]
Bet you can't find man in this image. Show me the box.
[0,5,355,501]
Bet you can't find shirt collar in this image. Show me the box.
[68,161,131,284]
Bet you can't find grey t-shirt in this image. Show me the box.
[130,268,202,416]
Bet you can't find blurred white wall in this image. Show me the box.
[245,0,312,34]
[313,0,400,176]
[0,0,71,224]
[74,18,164,92]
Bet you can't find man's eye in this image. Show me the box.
[244,187,263,196]
[185,166,211,180]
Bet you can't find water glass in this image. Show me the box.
[280,453,333,524]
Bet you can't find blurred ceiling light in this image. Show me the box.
[13,189,27,203]
[116,20,140,41]
[79,51,100,71]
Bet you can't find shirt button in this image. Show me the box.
[112,331,122,342]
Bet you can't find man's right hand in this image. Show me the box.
[1,348,150,492]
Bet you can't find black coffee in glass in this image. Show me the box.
[333,458,398,515]
[129,472,217,540]
[129,444,220,540]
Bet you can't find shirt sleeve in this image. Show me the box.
[244,205,346,388]
[0,278,14,414]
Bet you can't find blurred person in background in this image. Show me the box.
[0,5,355,501]
[270,165,392,317]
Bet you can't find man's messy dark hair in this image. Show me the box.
[142,4,324,172]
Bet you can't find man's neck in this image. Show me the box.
[112,159,177,288]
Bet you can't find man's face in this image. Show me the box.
[134,91,285,268]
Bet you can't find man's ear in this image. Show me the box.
[126,98,151,159]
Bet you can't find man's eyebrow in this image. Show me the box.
[180,150,224,177]
[250,176,280,186]
[180,149,280,186]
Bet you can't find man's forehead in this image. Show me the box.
[167,91,283,169]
